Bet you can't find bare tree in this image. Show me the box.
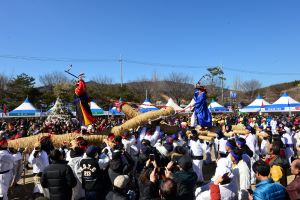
[232,76,242,91]
[39,71,70,87]
[241,79,262,100]
[92,75,113,85]
[163,72,193,104]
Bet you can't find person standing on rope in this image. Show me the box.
[74,73,97,127]
[190,81,212,129]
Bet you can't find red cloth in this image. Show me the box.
[75,80,86,96]
[0,137,7,146]
[210,184,221,200]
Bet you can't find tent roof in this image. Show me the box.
[208,99,229,112]
[264,92,300,111]
[109,107,124,115]
[9,97,38,114]
[166,98,183,112]
[90,101,103,111]
[239,95,270,112]
[139,98,159,113]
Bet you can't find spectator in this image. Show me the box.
[286,159,300,200]
[41,149,77,200]
[251,160,288,200]
[0,137,14,200]
[266,143,289,186]
[106,175,130,200]
[80,146,108,200]
[165,156,198,200]
[230,148,250,200]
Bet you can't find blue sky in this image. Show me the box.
[0,0,300,88]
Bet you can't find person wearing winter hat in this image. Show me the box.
[0,137,14,200]
[106,175,130,200]
[67,146,85,200]
[80,146,107,200]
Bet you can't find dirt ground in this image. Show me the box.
[8,162,295,200]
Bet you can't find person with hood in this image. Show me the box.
[165,156,198,200]
[0,137,14,200]
[41,149,77,200]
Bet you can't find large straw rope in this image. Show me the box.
[8,133,106,151]
[111,107,175,135]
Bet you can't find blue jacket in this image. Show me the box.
[253,178,288,200]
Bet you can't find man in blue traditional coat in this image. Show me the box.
[190,82,212,128]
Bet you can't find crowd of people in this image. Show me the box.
[0,113,300,200]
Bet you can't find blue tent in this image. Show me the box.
[139,99,159,113]
[208,99,230,112]
[9,97,38,116]
[239,95,270,113]
[264,92,300,112]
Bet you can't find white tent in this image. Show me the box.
[139,99,159,113]
[90,101,104,115]
[264,92,300,112]
[239,95,270,113]
[166,98,183,112]
[208,99,230,112]
[183,99,195,113]
[9,97,39,116]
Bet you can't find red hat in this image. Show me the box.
[108,133,115,141]
[0,137,7,146]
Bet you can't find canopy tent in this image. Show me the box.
[183,99,195,113]
[239,95,270,113]
[139,99,159,113]
[165,98,184,112]
[109,107,124,115]
[9,97,39,116]
[208,99,230,112]
[264,92,300,112]
[90,101,104,115]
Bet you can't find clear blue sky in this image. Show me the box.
[0,0,300,88]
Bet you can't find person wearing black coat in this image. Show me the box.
[41,149,77,200]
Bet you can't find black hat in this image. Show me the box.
[178,156,192,170]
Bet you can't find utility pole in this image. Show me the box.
[119,54,123,87]
[220,66,224,105]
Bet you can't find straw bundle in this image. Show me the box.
[232,125,248,135]
[8,133,106,151]
[121,104,139,119]
[199,135,215,141]
[111,107,175,135]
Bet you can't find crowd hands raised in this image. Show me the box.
[0,113,300,200]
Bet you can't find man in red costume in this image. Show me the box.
[75,73,97,126]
